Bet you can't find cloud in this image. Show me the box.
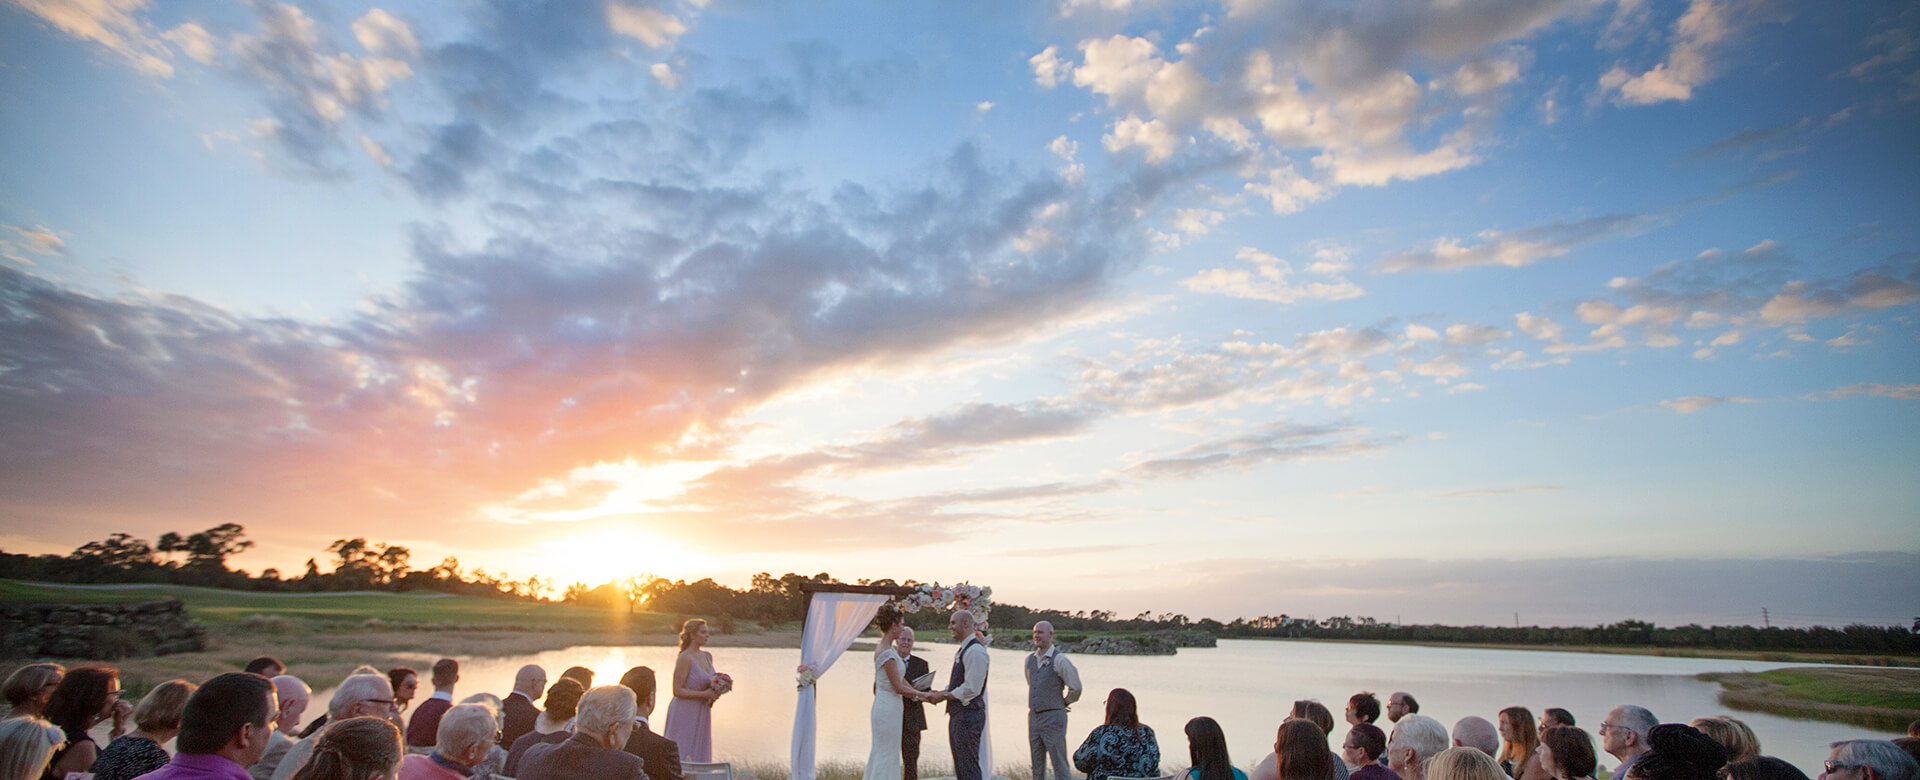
[1030,45,1065,88]
[1125,422,1392,479]
[1375,214,1653,273]
[1809,383,1920,401]
[1103,114,1180,163]
[1658,395,1756,414]
[1180,247,1365,304]
[607,3,687,48]
[226,2,415,173]
[9,0,176,76]
[1599,0,1747,105]
[1,225,66,265]
[1758,264,1920,325]
[1438,485,1561,498]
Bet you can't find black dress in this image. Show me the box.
[91,735,171,780]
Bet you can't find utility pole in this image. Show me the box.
[1762,607,1770,629]
[1515,612,1520,628]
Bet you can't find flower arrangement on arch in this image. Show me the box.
[894,582,992,624]
[795,665,818,690]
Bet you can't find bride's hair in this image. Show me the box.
[873,604,902,631]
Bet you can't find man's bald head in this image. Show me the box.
[514,665,548,699]
[1452,716,1500,756]
[949,610,978,641]
[1032,621,1056,652]
[269,676,310,734]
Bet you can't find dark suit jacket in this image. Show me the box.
[505,729,571,777]
[520,733,649,780]
[623,719,683,780]
[407,697,452,747]
[500,692,542,746]
[902,653,931,732]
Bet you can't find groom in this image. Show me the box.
[929,610,990,780]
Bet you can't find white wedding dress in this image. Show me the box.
[865,647,905,780]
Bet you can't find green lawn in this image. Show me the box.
[1751,667,1920,710]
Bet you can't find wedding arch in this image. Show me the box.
[789,581,993,780]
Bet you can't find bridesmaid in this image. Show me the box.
[664,618,725,762]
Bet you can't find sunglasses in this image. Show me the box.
[1825,763,1859,775]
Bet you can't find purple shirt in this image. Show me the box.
[133,753,253,780]
[1352,764,1402,780]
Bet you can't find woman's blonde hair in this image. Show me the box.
[289,716,402,780]
[1501,707,1542,766]
[1689,717,1760,765]
[1,665,63,710]
[679,619,708,652]
[133,680,197,733]
[0,717,64,780]
[1429,746,1509,780]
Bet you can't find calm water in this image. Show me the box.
[325,639,1899,777]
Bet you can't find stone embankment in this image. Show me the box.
[1011,630,1218,656]
[0,599,207,658]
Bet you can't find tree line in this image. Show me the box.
[2,528,1914,657]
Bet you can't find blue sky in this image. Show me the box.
[2,0,1916,627]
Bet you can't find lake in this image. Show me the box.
[337,639,1901,777]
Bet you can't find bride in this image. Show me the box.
[867,605,931,780]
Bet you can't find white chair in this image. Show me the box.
[683,761,735,780]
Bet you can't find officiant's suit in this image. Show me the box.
[1026,644,1082,780]
[902,651,931,780]
[945,636,990,780]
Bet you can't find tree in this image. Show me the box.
[70,533,155,569]
[182,524,253,572]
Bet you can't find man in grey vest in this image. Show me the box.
[1027,621,1083,780]
[929,610,990,780]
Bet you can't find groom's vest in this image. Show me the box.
[947,638,985,714]
[1026,650,1067,713]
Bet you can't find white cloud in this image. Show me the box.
[1405,324,1440,342]
[1103,114,1180,163]
[1180,247,1365,304]
[975,101,995,114]
[352,8,418,57]
[12,0,176,76]
[359,134,392,168]
[1817,383,1920,401]
[162,22,216,64]
[1600,0,1741,105]
[1445,323,1509,347]
[1030,45,1065,88]
[1659,395,1756,414]
[1172,208,1225,238]
[1244,164,1328,214]
[651,62,681,88]
[1377,214,1652,274]
[607,3,688,48]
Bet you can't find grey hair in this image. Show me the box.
[271,675,310,704]
[1451,717,1500,756]
[436,705,498,759]
[952,610,979,629]
[328,674,392,718]
[1392,714,1452,769]
[1831,740,1920,780]
[575,686,636,736]
[1614,706,1658,739]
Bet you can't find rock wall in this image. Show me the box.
[1008,630,1219,655]
[0,599,207,659]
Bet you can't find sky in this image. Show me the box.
[2,0,1917,629]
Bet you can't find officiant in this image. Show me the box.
[1027,621,1084,780]
[899,626,931,780]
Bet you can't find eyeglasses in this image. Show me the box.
[363,698,400,708]
[1597,722,1623,733]
[1825,763,1860,775]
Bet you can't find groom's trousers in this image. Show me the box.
[1029,709,1070,780]
[950,706,986,780]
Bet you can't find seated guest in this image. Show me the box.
[1453,718,1499,757]
[1540,711,1575,731]
[1429,748,1507,780]
[138,672,278,780]
[288,717,404,780]
[1343,724,1398,780]
[518,686,648,780]
[1388,715,1450,780]
[617,666,683,780]
[1725,758,1808,780]
[1387,694,1420,724]
[1601,706,1657,780]
[387,670,418,715]
[2,665,63,721]
[504,680,584,776]
[43,665,131,779]
[1913,723,1920,739]
[1896,741,1920,768]
[1348,694,1382,727]
[399,705,496,780]
[0,718,64,780]
[245,658,287,679]
[93,679,196,780]
[1183,716,1246,780]
[500,665,547,747]
[1274,719,1337,780]
[1625,725,1725,780]
[1820,740,1920,780]
[274,672,401,780]
[1498,708,1544,780]
[254,676,312,780]
[1255,703,1351,780]
[1688,718,1759,766]
[1074,688,1160,780]
[560,667,595,689]
[452,696,507,780]
[1538,727,1596,780]
[406,659,458,748]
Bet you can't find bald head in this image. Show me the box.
[1032,621,1056,652]
[1452,716,1500,756]
[949,610,978,641]
[897,625,917,658]
[269,676,310,734]
[514,665,547,699]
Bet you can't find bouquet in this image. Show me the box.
[709,672,734,695]
[795,665,819,690]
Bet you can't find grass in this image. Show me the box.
[1699,666,1920,732]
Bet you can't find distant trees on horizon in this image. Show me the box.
[2,528,1914,658]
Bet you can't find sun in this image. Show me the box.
[532,526,713,589]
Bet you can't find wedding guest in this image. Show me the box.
[1627,724,1726,780]
[1452,718,1499,756]
[1429,748,1507,780]
[288,717,404,780]
[900,627,930,780]
[141,672,279,780]
[1912,723,1920,739]
[1345,725,1397,780]
[453,695,508,780]
[617,666,683,780]
[1896,741,1920,768]
[42,665,131,779]
[1387,694,1420,724]
[1388,715,1449,780]
[253,676,311,780]
[1498,707,1544,780]
[92,679,195,780]
[1538,727,1595,780]
[1253,703,1349,780]
[665,619,723,763]
[1600,706,1657,780]
[405,660,458,748]
[1688,718,1759,766]
[387,669,418,715]
[1819,740,1918,780]
[0,718,63,780]
[499,665,546,747]
[517,686,647,780]
[274,672,400,780]
[399,705,496,780]
[1726,757,1809,780]
[246,658,287,679]
[1274,719,1337,780]
[1184,716,1246,780]
[1073,688,1159,780]
[560,668,594,689]
[1348,694,1382,727]
[2,665,63,721]
[503,680,583,776]
[1028,621,1084,780]
[1540,711,1575,731]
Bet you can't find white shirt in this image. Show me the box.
[1030,644,1084,707]
[428,691,453,703]
[949,639,991,706]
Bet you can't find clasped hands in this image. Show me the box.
[911,690,950,703]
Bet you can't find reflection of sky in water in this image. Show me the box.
[309,640,1897,777]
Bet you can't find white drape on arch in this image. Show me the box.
[790,592,890,780]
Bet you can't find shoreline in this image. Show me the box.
[1235,635,1920,669]
[1698,667,1920,733]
